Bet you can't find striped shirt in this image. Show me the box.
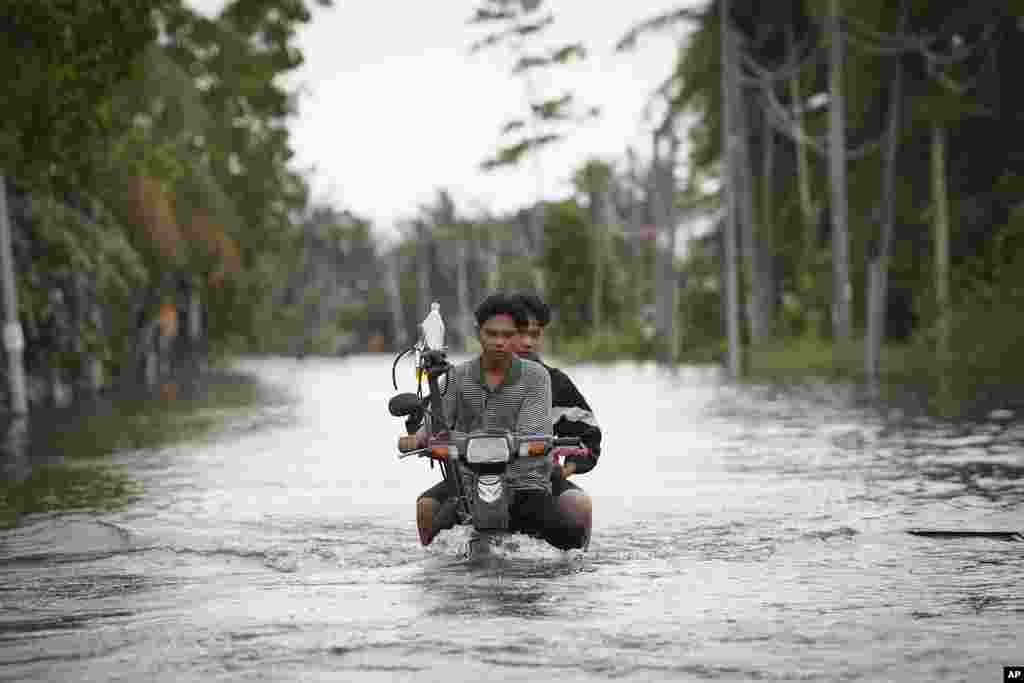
[428,355,553,492]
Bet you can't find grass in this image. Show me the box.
[746,335,1024,419]
[1,368,274,528]
[746,337,917,381]
[551,327,1022,420]
[0,463,142,529]
[46,370,272,458]
[551,326,659,364]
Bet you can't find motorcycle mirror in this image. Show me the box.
[388,392,423,417]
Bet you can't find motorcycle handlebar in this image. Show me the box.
[395,434,581,459]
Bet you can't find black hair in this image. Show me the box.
[511,291,551,327]
[474,292,529,327]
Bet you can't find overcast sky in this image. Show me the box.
[187,1,700,239]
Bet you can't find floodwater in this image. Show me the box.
[1,355,1021,682]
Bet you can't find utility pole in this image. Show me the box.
[0,176,27,415]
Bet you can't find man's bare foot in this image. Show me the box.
[416,497,438,546]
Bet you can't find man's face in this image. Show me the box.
[478,314,519,360]
[515,316,544,356]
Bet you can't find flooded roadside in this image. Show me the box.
[0,366,288,529]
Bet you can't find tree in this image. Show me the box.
[827,0,853,344]
[865,23,904,381]
[0,1,165,191]
[718,0,743,376]
[422,190,474,350]
[572,160,616,332]
[152,0,331,348]
[468,0,600,294]
[650,132,681,363]
[540,200,592,333]
[619,1,776,354]
[731,21,774,344]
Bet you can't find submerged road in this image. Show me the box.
[1,355,1021,681]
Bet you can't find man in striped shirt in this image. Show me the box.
[398,293,590,550]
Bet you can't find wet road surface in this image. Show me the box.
[1,356,1021,681]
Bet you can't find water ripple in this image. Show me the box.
[1,357,1021,682]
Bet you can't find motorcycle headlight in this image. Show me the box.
[466,436,510,464]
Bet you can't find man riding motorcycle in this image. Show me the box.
[511,291,600,539]
[398,292,590,551]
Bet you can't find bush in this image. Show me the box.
[553,323,658,363]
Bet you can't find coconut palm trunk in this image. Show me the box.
[719,0,742,377]
[588,182,606,333]
[652,131,680,364]
[786,23,816,262]
[733,65,771,344]
[932,124,951,368]
[416,220,432,323]
[385,246,408,349]
[0,176,27,414]
[455,231,473,350]
[828,0,853,343]
[866,53,903,381]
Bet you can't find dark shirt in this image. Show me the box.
[524,353,602,475]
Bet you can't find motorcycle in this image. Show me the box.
[387,303,582,556]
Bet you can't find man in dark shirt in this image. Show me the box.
[511,292,601,544]
[398,293,589,551]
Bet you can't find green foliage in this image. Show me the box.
[555,324,658,364]
[497,254,541,292]
[541,200,592,330]
[481,134,561,172]
[23,196,147,297]
[0,0,165,191]
[747,337,915,382]
[622,2,721,172]
[470,0,599,174]
[537,194,640,347]
[616,6,703,52]
[613,0,1024,392]
[677,237,725,356]
[232,206,381,355]
[17,194,149,373]
[0,0,337,382]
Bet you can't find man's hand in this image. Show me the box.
[551,446,588,478]
[398,432,427,452]
[550,446,588,462]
